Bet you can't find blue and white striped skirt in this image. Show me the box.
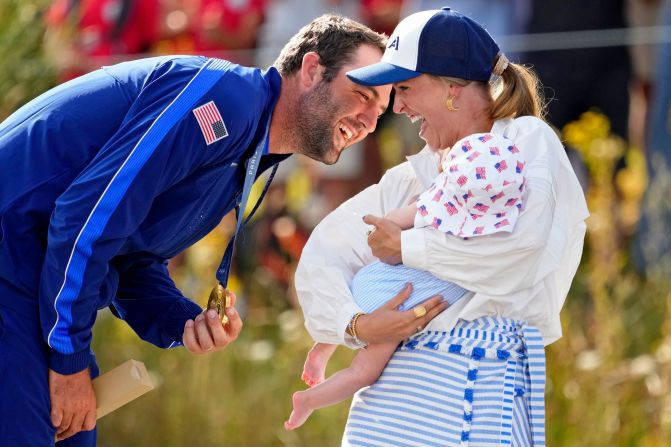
[343,317,546,447]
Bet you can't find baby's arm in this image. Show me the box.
[383,203,417,230]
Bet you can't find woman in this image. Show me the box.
[294,8,589,446]
[286,133,525,430]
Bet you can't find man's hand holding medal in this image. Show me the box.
[182,284,243,355]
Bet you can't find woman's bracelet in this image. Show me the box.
[347,312,366,344]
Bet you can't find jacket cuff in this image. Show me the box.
[401,228,428,271]
[161,298,202,347]
[49,348,90,375]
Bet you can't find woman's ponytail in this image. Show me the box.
[490,57,547,120]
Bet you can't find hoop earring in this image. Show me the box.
[446,95,459,111]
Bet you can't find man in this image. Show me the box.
[0,14,390,446]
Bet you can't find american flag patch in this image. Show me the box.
[467,151,481,162]
[495,160,508,172]
[193,101,228,145]
[490,191,505,202]
[445,201,459,216]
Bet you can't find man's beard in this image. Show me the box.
[294,81,342,165]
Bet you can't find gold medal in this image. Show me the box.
[207,284,232,324]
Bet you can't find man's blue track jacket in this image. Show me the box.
[0,56,288,374]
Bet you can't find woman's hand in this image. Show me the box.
[355,284,449,344]
[363,214,403,265]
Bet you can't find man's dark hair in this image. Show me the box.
[274,14,387,82]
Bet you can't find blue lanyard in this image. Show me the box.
[215,119,278,287]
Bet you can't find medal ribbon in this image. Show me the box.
[215,118,278,288]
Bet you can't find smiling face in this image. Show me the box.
[392,74,495,150]
[392,74,457,150]
[294,44,391,165]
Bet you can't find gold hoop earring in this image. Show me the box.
[446,95,459,111]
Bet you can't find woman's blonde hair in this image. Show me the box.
[490,57,546,120]
[436,55,547,121]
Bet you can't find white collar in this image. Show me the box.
[406,146,441,188]
[491,118,514,135]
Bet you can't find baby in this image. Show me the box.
[285,132,527,430]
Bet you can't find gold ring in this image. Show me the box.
[416,326,423,333]
[366,229,374,236]
[412,305,427,319]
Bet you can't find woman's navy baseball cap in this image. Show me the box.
[347,7,501,86]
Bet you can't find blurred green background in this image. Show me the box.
[2,1,671,446]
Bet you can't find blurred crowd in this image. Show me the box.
[40,0,671,309]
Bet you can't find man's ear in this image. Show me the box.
[299,52,324,88]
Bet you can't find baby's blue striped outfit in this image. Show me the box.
[351,261,468,312]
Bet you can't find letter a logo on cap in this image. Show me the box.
[388,36,399,50]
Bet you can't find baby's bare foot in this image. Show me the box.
[285,391,314,430]
[302,347,329,386]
